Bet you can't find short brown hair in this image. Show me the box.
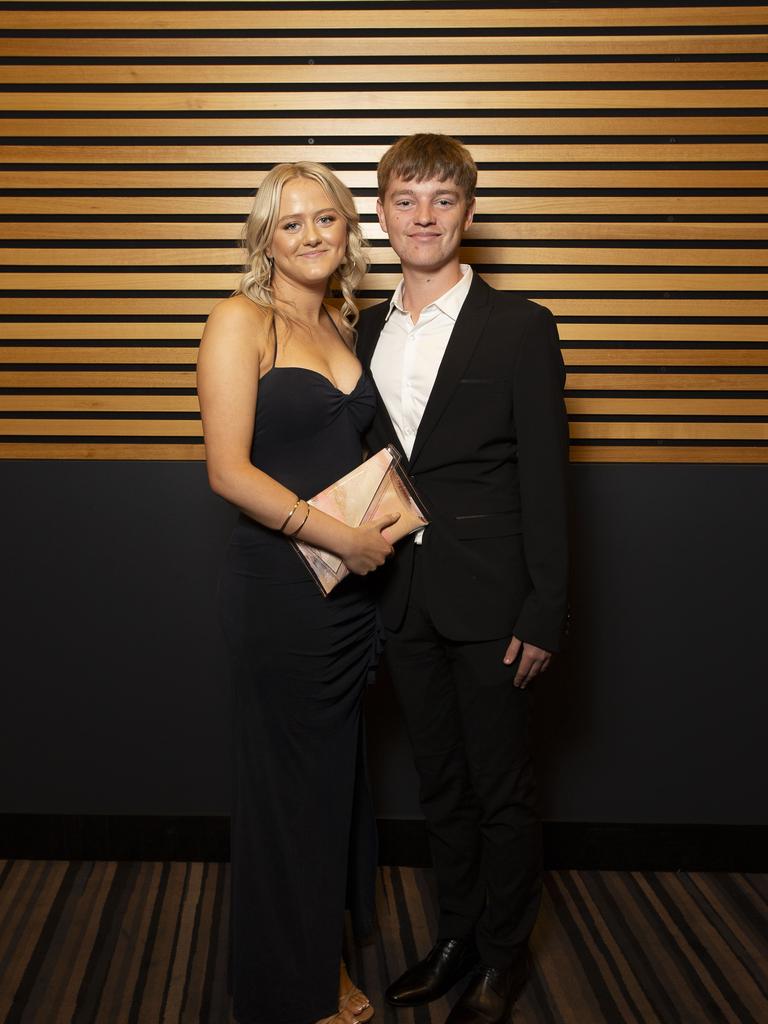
[377,134,477,202]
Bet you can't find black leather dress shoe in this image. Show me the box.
[385,938,479,1007]
[445,952,531,1024]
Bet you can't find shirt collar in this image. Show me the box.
[385,264,473,323]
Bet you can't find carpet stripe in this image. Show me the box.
[545,872,628,1022]
[74,861,140,1022]
[581,871,682,1024]
[650,872,761,1024]
[607,872,705,1023]
[0,862,68,1022]
[706,874,768,960]
[180,862,216,1022]
[128,861,171,1024]
[2,864,81,1024]
[521,884,574,1024]
[631,871,744,1023]
[538,879,607,1023]
[681,873,768,1004]
[1,863,765,1024]
[94,861,161,1024]
[568,870,657,1022]
[137,862,188,1023]
[203,864,235,1024]
[550,871,639,1022]
[722,873,768,944]
[0,862,47,976]
[164,862,204,1022]
[54,861,117,1023]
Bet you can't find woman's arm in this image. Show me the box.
[197,297,396,573]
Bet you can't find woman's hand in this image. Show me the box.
[341,512,400,574]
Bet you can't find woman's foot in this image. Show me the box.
[315,1008,369,1024]
[339,960,374,1021]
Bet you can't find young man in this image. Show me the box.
[356,135,569,1023]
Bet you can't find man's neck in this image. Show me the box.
[401,261,463,323]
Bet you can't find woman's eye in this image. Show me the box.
[282,222,300,231]
[318,215,336,225]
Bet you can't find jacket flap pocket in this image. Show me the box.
[454,511,522,539]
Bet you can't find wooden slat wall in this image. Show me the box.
[0,2,766,462]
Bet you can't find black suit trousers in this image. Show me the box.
[384,545,542,969]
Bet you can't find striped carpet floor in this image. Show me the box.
[0,861,765,1023]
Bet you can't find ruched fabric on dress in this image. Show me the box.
[217,366,379,1024]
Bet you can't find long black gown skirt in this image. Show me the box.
[217,368,379,1024]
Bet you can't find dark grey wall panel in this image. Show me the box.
[1,462,766,825]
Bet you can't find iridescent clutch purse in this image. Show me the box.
[291,445,428,595]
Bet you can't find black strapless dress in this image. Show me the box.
[217,366,379,1024]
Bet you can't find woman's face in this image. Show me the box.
[267,177,348,291]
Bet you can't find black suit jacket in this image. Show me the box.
[356,273,569,652]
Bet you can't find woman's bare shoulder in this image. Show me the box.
[205,293,270,337]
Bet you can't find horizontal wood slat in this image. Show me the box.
[2,3,765,464]
[0,224,764,243]
[2,370,766,392]
[6,144,768,165]
[568,447,768,463]
[3,396,767,416]
[1,272,764,292]
[5,347,767,367]
[3,171,767,193]
[3,63,767,85]
[3,198,765,218]
[1,299,765,318]
[568,423,768,439]
[4,89,766,112]
[0,443,764,463]
[3,117,766,137]
[2,35,765,58]
[2,420,766,441]
[3,323,765,343]
[2,247,766,268]
[0,443,206,460]
[6,7,767,29]
[0,396,200,411]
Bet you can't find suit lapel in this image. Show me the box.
[358,299,404,459]
[409,273,493,469]
[357,301,389,370]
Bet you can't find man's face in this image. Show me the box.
[377,176,475,274]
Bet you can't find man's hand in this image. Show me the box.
[503,635,552,689]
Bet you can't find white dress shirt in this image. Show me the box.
[371,264,473,459]
[370,264,473,542]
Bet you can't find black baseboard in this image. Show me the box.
[1,815,766,871]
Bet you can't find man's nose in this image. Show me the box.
[413,202,435,225]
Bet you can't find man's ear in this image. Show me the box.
[464,197,476,232]
[376,197,388,234]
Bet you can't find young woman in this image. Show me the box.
[197,162,395,1024]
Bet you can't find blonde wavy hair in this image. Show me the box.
[236,161,368,336]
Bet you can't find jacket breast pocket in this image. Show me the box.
[459,377,509,394]
[454,510,522,540]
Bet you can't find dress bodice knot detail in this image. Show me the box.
[248,366,376,499]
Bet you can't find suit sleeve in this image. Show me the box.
[511,303,569,652]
